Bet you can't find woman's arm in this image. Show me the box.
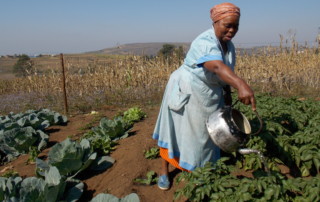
[203,60,256,110]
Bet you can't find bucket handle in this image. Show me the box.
[252,109,263,135]
[231,100,263,136]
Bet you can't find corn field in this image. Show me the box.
[0,45,319,115]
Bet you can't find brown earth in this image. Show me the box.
[0,105,189,202]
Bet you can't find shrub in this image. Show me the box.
[12,54,34,77]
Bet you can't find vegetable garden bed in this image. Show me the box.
[0,94,319,201]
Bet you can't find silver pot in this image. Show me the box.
[206,105,262,153]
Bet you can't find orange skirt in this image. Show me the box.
[160,147,190,172]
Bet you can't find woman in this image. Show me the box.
[153,2,256,190]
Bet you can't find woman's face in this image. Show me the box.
[214,15,240,43]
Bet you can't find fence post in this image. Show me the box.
[60,53,69,115]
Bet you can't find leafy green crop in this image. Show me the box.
[0,170,19,178]
[0,166,84,202]
[82,116,128,155]
[36,138,114,178]
[231,94,320,177]
[82,107,147,155]
[82,129,117,155]
[0,127,48,162]
[175,94,320,201]
[0,107,146,201]
[91,193,140,202]
[0,109,67,164]
[0,109,67,132]
[175,158,320,202]
[122,107,146,127]
[134,171,157,185]
[144,147,160,159]
[26,146,40,164]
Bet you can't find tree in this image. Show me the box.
[158,44,175,60]
[12,54,34,77]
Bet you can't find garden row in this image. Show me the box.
[0,109,67,163]
[0,107,145,202]
[174,94,320,201]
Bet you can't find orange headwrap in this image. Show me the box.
[210,2,240,23]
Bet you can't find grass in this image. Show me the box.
[0,44,319,115]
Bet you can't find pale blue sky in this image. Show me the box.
[1,0,319,55]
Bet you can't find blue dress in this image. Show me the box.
[153,28,236,171]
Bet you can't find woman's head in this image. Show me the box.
[210,3,240,42]
[210,2,240,23]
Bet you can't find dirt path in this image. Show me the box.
[0,105,186,202]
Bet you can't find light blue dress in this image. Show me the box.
[153,28,236,171]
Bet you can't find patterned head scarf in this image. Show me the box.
[210,2,240,23]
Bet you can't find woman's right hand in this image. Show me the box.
[203,60,256,110]
[237,82,256,110]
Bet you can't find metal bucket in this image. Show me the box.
[206,105,262,153]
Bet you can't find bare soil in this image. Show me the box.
[0,105,188,202]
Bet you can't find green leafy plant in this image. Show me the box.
[99,116,131,140]
[175,158,320,202]
[82,107,146,156]
[133,171,157,185]
[36,138,114,178]
[144,147,160,159]
[0,170,19,178]
[12,54,35,77]
[174,94,320,201]
[122,107,146,127]
[232,94,320,177]
[26,146,40,164]
[91,193,140,202]
[0,127,48,162]
[82,130,117,155]
[82,116,129,155]
[0,166,84,202]
[0,109,67,163]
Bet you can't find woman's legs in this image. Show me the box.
[158,158,170,190]
[160,158,169,176]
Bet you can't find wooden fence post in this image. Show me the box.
[60,53,69,115]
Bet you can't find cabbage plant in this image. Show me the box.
[91,193,140,202]
[0,127,48,162]
[82,107,146,156]
[122,107,146,127]
[36,138,114,178]
[0,166,83,202]
[0,109,67,164]
[0,109,67,132]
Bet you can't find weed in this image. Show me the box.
[134,171,158,185]
[26,146,39,165]
[144,147,160,159]
[1,170,19,178]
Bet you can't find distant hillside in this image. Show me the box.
[88,42,270,56]
[90,42,191,56]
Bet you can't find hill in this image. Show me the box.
[89,42,191,56]
[88,42,264,57]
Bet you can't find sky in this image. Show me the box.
[1,0,320,55]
